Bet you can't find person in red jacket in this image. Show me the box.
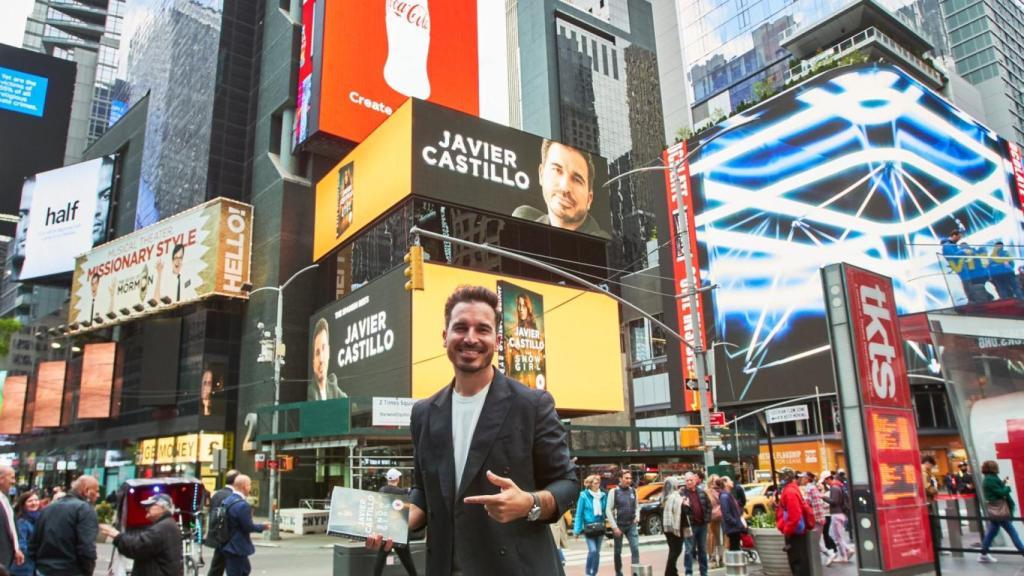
[776,469,814,576]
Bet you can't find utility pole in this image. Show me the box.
[249,263,318,540]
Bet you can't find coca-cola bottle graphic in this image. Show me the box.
[384,0,431,99]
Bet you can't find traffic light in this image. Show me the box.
[679,426,701,449]
[404,245,424,291]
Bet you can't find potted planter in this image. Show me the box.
[748,512,792,576]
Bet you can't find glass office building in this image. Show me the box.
[667,0,952,127]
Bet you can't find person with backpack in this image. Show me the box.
[606,470,640,576]
[776,469,815,576]
[823,472,853,565]
[717,478,745,551]
[205,469,239,576]
[219,475,268,576]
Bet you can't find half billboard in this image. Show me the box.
[313,99,610,261]
[296,0,480,147]
[68,197,253,331]
[14,155,116,281]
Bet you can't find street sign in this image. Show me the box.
[765,405,809,424]
[705,434,724,447]
[709,411,726,427]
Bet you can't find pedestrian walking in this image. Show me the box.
[220,475,269,576]
[11,491,39,576]
[99,493,182,576]
[205,469,239,576]
[574,474,607,576]
[662,477,688,576]
[717,478,745,551]
[372,469,417,576]
[365,286,577,576]
[799,472,830,565]
[0,467,23,572]
[607,469,641,576]
[776,468,815,576]
[681,472,712,576]
[29,475,100,576]
[819,472,837,558]
[978,460,1024,563]
[823,473,853,565]
[706,474,723,568]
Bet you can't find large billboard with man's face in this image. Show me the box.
[313,100,610,261]
[68,198,253,332]
[296,0,479,147]
[14,156,116,281]
[682,64,1024,405]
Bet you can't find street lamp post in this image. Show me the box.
[249,263,318,541]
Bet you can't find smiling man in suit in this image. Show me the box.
[368,285,577,575]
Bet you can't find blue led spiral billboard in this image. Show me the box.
[689,64,1023,404]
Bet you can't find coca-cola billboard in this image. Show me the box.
[298,0,479,147]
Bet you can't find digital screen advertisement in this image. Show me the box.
[299,0,479,146]
[15,156,116,281]
[0,44,76,235]
[78,342,117,419]
[497,281,547,390]
[68,198,253,331]
[411,263,623,413]
[34,361,67,429]
[0,66,48,117]
[308,267,411,401]
[687,64,1024,404]
[0,375,28,435]
[313,99,611,261]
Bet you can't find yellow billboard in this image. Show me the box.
[410,263,624,413]
[313,102,413,261]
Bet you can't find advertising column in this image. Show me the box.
[662,141,708,413]
[822,263,934,574]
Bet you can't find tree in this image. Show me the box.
[0,318,20,357]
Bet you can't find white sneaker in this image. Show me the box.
[978,553,998,563]
[825,554,836,567]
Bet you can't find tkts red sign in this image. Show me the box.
[845,267,910,409]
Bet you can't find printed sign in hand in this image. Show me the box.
[327,487,410,545]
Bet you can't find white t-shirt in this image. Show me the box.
[452,383,491,493]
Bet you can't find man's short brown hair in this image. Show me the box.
[444,285,499,328]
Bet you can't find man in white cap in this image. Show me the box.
[373,469,417,576]
[100,492,182,576]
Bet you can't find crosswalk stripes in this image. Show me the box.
[562,541,669,567]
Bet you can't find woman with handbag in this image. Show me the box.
[662,476,689,576]
[707,474,724,568]
[979,460,1024,563]
[574,474,608,576]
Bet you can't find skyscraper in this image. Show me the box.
[22,0,127,163]
[941,0,1024,142]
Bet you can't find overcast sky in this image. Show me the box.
[0,0,34,49]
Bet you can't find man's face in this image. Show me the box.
[146,503,166,523]
[684,474,697,491]
[539,143,593,228]
[444,301,497,375]
[238,477,251,496]
[83,480,100,503]
[0,470,13,492]
[201,371,214,399]
[93,188,111,245]
[620,473,632,488]
[90,275,100,297]
[313,330,329,386]
[172,250,183,274]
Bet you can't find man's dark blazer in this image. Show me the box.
[0,499,13,567]
[220,494,263,557]
[409,371,577,575]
